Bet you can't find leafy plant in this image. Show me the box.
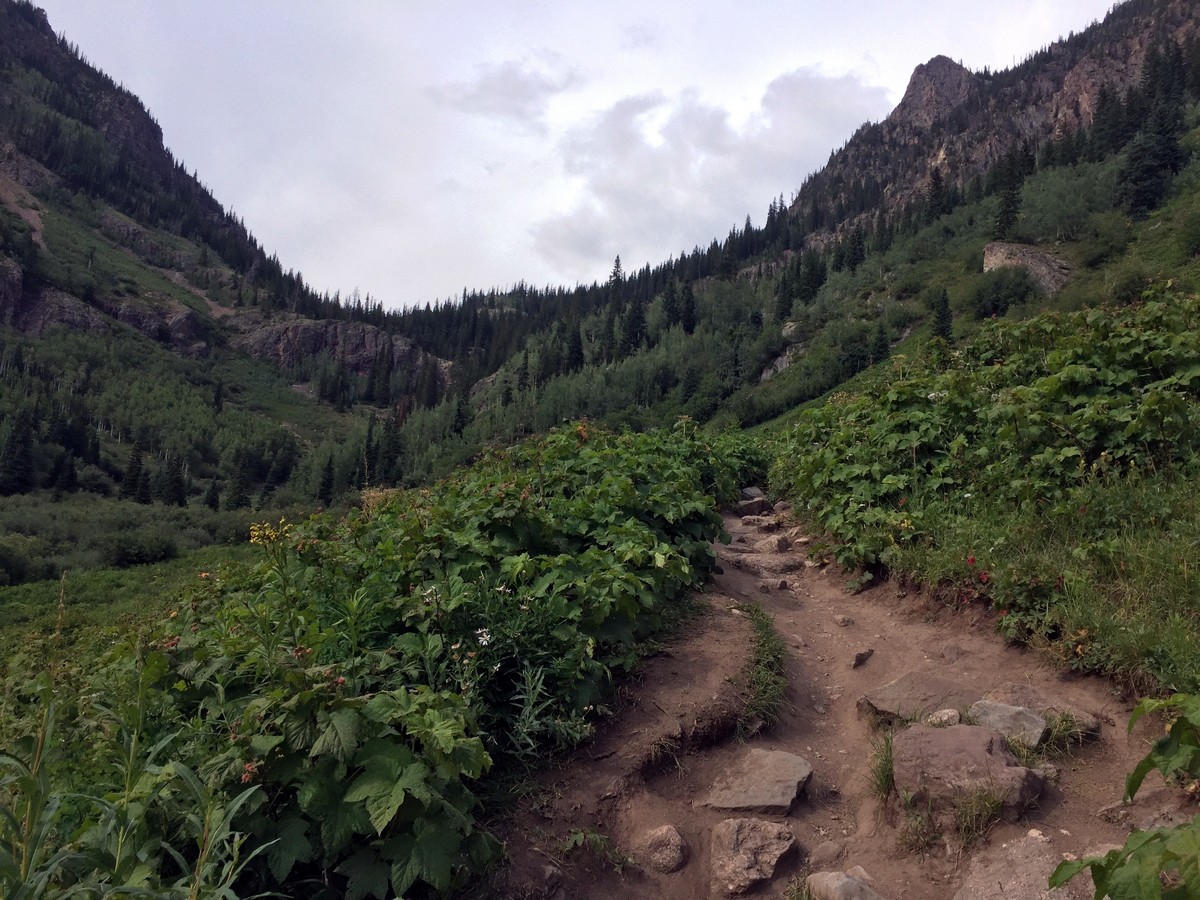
[1051,694,1200,896]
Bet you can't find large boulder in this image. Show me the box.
[858,672,982,724]
[891,724,1046,816]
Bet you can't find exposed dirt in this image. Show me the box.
[490,508,1193,899]
[0,171,46,248]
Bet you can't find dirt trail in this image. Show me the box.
[493,508,1189,899]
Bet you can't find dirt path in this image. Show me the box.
[492,507,1189,899]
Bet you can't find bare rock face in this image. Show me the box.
[889,55,979,130]
[16,288,108,336]
[634,824,687,874]
[703,748,813,815]
[891,724,1046,816]
[233,319,446,383]
[983,242,1072,296]
[709,818,796,896]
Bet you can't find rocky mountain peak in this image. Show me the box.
[888,54,978,130]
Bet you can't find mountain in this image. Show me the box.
[1,0,1199,590]
[788,0,1200,241]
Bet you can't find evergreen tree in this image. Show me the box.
[225,449,252,511]
[119,445,144,501]
[317,455,335,505]
[619,299,646,357]
[871,323,890,364]
[774,271,793,324]
[135,467,153,505]
[0,410,34,496]
[661,281,680,328]
[202,479,221,511]
[681,281,696,336]
[926,167,949,221]
[1116,98,1186,218]
[930,288,953,342]
[566,323,584,372]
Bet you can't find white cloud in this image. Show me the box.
[429,57,583,133]
[532,69,891,279]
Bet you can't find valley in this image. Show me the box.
[3,0,1200,897]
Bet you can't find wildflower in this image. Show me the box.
[241,760,260,784]
[475,627,491,646]
[198,572,210,579]
[978,570,990,584]
[168,609,178,618]
[966,555,976,566]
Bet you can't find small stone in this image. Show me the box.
[778,579,789,590]
[925,708,961,727]
[635,824,687,874]
[852,648,874,668]
[807,840,844,869]
[740,486,766,500]
[834,614,854,627]
[735,498,773,516]
[758,582,771,594]
[541,864,563,891]
[940,643,967,662]
[773,500,793,514]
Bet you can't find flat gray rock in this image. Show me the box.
[709,818,795,896]
[984,682,1101,740]
[807,869,888,900]
[970,699,1048,748]
[704,748,813,815]
[892,724,1046,815]
[858,671,982,723]
[734,497,773,516]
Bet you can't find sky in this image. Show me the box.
[35,1,1117,309]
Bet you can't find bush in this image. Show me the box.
[968,267,1038,318]
[104,527,177,567]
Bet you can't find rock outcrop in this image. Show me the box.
[983,242,1072,295]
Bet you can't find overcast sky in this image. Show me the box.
[36,1,1115,309]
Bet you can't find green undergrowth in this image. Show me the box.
[770,287,1200,692]
[0,420,765,898]
[735,603,788,731]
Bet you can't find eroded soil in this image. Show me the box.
[490,508,1192,899]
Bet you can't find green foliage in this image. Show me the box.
[770,289,1200,687]
[968,267,1038,319]
[0,421,761,896]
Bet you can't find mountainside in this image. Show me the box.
[789,0,1200,240]
[1,0,1199,589]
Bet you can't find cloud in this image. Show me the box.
[530,67,892,280]
[429,56,582,133]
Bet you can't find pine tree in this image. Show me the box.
[0,411,34,496]
[317,455,335,505]
[119,445,144,501]
[871,323,890,364]
[926,167,949,222]
[681,281,696,336]
[566,323,584,372]
[661,281,680,328]
[930,288,953,342]
[619,299,646,358]
[202,480,221,511]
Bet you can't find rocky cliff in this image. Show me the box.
[790,0,1200,240]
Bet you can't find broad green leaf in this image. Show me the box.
[267,816,313,882]
[311,708,363,764]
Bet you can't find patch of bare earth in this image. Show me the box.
[488,506,1192,899]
